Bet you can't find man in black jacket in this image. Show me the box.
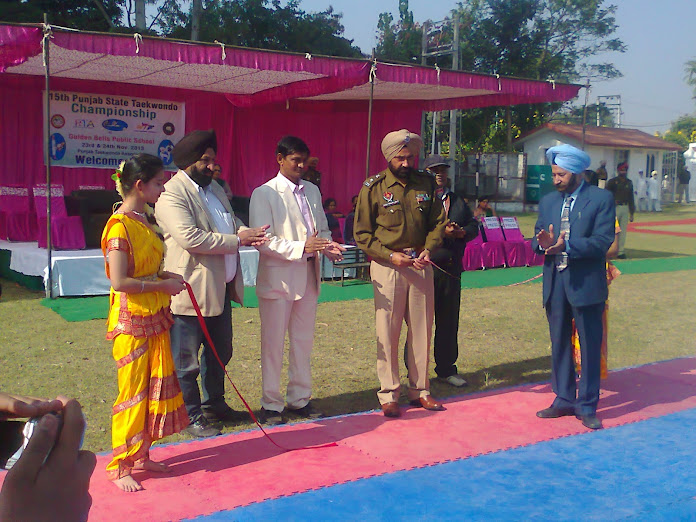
[425,155,479,387]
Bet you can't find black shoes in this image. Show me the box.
[203,405,247,424]
[577,414,603,430]
[259,408,285,426]
[536,406,576,419]
[537,406,603,430]
[288,402,325,420]
[184,416,222,438]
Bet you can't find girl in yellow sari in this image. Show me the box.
[572,218,621,379]
[101,154,189,492]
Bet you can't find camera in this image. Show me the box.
[0,413,63,470]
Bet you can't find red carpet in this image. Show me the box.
[71,357,696,521]
[629,217,696,237]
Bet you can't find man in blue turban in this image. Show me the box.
[532,143,616,430]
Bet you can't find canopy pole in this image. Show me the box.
[581,79,590,150]
[365,57,376,179]
[43,14,53,299]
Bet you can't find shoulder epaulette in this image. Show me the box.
[363,172,383,188]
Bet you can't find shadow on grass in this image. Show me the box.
[440,355,553,398]
[0,278,45,303]
[310,355,554,417]
[624,249,689,259]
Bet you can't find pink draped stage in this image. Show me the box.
[0,23,581,213]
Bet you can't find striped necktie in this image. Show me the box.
[556,196,573,271]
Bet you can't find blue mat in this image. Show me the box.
[194,408,696,521]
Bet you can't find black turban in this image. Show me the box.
[172,129,217,170]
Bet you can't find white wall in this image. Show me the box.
[520,132,667,191]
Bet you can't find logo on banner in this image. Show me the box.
[50,133,66,161]
[50,114,65,129]
[74,119,95,129]
[102,119,128,131]
[163,122,175,135]
[135,122,156,132]
[158,140,175,165]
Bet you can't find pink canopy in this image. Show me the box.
[0,23,581,212]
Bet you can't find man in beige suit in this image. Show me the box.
[249,136,344,425]
[156,129,269,438]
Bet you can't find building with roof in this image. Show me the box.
[516,123,683,201]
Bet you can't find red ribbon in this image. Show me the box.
[183,281,337,452]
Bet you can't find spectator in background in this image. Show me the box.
[473,195,496,221]
[344,194,358,245]
[584,169,599,186]
[212,163,234,202]
[635,170,648,212]
[605,162,634,259]
[677,167,691,204]
[323,197,344,243]
[302,156,322,189]
[423,155,479,387]
[647,170,662,212]
[595,160,608,189]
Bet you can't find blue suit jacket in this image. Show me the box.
[532,183,616,307]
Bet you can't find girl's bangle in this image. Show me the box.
[140,281,145,293]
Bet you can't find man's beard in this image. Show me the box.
[389,164,414,179]
[189,164,213,188]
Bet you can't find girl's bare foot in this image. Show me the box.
[133,459,171,473]
[113,475,143,492]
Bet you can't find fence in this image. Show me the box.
[452,152,527,204]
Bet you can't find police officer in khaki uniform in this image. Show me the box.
[354,129,447,418]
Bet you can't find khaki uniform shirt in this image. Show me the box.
[354,168,446,262]
[605,175,635,214]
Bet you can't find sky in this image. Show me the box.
[294,0,695,135]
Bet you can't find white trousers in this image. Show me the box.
[258,260,319,412]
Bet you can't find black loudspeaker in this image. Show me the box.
[66,190,121,249]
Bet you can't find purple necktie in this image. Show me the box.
[294,184,315,235]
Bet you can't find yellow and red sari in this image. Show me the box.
[572,219,621,379]
[101,212,188,480]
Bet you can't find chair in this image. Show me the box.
[331,246,370,286]
[499,217,528,268]
[462,234,484,271]
[480,217,507,268]
[0,185,37,241]
[33,185,86,250]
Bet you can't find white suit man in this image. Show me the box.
[249,136,344,425]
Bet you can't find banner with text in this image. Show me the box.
[45,91,185,170]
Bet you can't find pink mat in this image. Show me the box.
[8,358,696,521]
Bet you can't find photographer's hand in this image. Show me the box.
[0,397,96,522]
[0,393,62,420]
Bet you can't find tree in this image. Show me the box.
[156,0,362,58]
[375,0,421,62]
[685,59,696,100]
[549,103,616,127]
[375,0,625,153]
[1,0,123,31]
[661,116,696,150]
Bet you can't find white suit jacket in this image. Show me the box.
[249,173,331,300]
[155,170,244,316]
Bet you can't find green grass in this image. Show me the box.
[0,206,695,453]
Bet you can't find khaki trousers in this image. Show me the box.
[371,260,434,404]
[258,260,319,412]
[615,204,630,256]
